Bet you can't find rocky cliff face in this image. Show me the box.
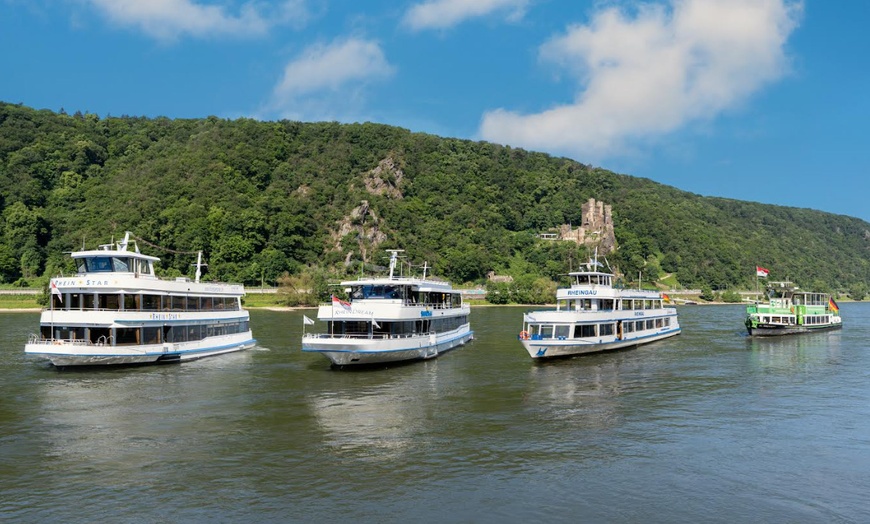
[359,156,404,199]
[331,156,405,264]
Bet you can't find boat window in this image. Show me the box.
[576,275,590,285]
[539,325,554,339]
[76,259,87,274]
[664,318,670,327]
[655,318,663,328]
[112,257,131,272]
[115,328,140,345]
[600,324,614,336]
[88,257,114,273]
[575,324,596,337]
[142,294,161,311]
[171,296,186,311]
[123,293,140,311]
[69,293,82,310]
[600,299,614,311]
[624,322,634,333]
[143,327,161,344]
[98,293,120,311]
[188,297,200,311]
[555,325,570,339]
[645,320,655,330]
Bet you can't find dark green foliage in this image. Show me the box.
[720,290,742,303]
[1,102,868,292]
[699,286,715,302]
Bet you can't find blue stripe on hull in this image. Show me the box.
[524,328,681,359]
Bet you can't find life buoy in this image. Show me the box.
[519,330,530,340]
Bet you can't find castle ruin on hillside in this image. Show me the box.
[540,198,617,254]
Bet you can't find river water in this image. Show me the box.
[2,305,869,523]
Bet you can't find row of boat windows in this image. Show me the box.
[530,317,673,339]
[77,256,153,275]
[786,294,829,306]
[326,316,469,337]
[40,321,250,346]
[759,315,833,325]
[51,293,241,312]
[348,285,463,308]
[558,298,666,311]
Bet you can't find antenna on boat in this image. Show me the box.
[385,249,404,280]
[421,261,429,280]
[118,231,131,252]
[193,251,207,283]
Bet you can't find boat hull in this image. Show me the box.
[25,332,256,367]
[520,327,681,359]
[303,327,473,366]
[746,323,842,337]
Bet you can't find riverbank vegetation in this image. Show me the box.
[2,102,869,306]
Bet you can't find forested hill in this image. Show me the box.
[1,101,868,296]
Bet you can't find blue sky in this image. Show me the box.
[3,0,869,222]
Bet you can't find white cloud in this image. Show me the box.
[87,0,310,41]
[268,38,395,121]
[403,0,529,31]
[479,0,802,159]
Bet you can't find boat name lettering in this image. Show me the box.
[566,290,598,296]
[635,312,645,317]
[203,286,223,292]
[332,308,375,318]
[55,279,109,286]
[150,313,181,320]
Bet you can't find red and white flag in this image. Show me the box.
[331,295,351,313]
[756,266,770,278]
[50,280,63,303]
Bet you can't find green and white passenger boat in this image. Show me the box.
[745,281,842,336]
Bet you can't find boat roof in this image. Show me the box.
[567,270,614,278]
[339,276,454,291]
[70,232,161,262]
[70,248,160,262]
[338,249,455,291]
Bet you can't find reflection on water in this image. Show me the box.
[524,359,626,430]
[309,362,443,458]
[747,330,843,372]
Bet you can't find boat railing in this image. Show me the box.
[319,299,466,310]
[26,333,113,347]
[303,331,437,340]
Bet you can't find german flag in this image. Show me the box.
[828,297,839,313]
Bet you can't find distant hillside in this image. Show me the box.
[1,101,868,295]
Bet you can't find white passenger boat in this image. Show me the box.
[25,232,256,367]
[518,257,680,359]
[302,250,473,366]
